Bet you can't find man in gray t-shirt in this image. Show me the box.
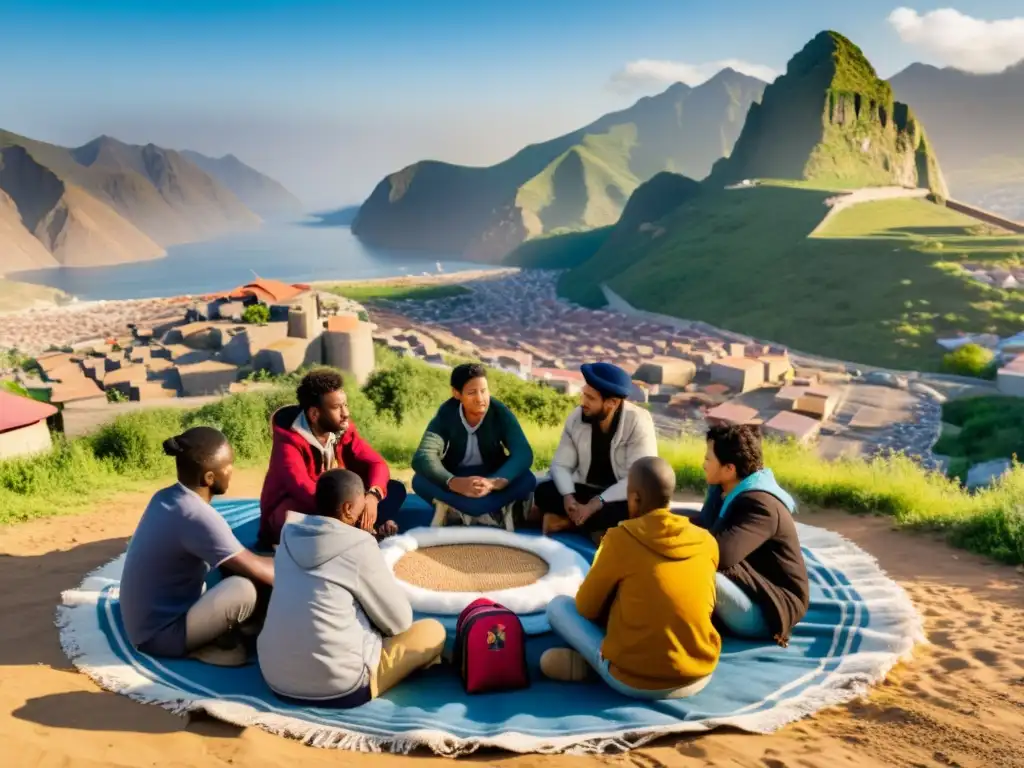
[119,427,274,660]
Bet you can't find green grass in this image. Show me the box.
[933,396,1024,468]
[0,279,70,312]
[2,350,1024,565]
[515,124,641,234]
[323,283,471,302]
[558,185,1024,370]
[505,227,612,269]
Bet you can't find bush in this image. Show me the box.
[941,343,996,378]
[106,388,128,403]
[1,380,29,397]
[242,304,271,324]
[3,352,1024,567]
[364,358,450,425]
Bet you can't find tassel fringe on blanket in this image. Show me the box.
[56,502,925,757]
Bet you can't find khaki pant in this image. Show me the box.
[184,576,258,652]
[371,618,447,697]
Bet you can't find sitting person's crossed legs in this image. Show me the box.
[542,456,721,699]
[259,469,445,707]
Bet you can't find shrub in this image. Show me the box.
[941,343,996,378]
[106,388,128,403]
[364,358,450,425]
[1,380,29,397]
[242,304,271,324]
[3,351,1024,567]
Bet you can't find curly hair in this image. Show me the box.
[451,362,487,393]
[706,423,763,478]
[296,367,344,412]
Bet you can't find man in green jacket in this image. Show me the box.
[411,363,536,529]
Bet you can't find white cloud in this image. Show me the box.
[888,7,1024,73]
[608,58,780,94]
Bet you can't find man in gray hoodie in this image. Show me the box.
[258,469,446,706]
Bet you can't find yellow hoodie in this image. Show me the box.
[575,508,721,690]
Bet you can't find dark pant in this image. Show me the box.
[375,479,410,529]
[533,480,629,534]
[412,466,537,518]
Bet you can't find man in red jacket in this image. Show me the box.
[258,368,407,549]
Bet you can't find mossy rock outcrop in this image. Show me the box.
[708,31,948,198]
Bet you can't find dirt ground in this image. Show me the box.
[2,467,1023,768]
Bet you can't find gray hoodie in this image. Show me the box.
[257,512,413,701]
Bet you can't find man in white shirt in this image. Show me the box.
[532,362,659,539]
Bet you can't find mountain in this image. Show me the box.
[181,150,303,217]
[889,60,1024,217]
[352,69,767,261]
[507,31,1016,371]
[0,132,261,274]
[707,31,947,196]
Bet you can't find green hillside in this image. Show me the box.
[708,32,947,196]
[558,184,1024,370]
[352,70,766,261]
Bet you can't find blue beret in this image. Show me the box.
[580,362,632,399]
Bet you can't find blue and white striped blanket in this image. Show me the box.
[57,498,923,756]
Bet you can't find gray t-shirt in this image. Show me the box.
[119,483,244,655]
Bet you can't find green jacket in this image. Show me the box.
[411,398,534,487]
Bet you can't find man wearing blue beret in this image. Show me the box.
[533,362,659,539]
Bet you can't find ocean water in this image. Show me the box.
[9,220,495,301]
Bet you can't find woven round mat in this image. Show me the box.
[394,544,550,592]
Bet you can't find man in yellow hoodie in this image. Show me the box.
[541,456,721,698]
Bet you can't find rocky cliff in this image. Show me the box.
[708,31,948,197]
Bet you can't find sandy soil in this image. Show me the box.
[2,467,1024,768]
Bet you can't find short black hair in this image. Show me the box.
[163,426,230,485]
[315,468,365,516]
[451,363,487,393]
[706,423,764,478]
[629,456,677,511]
[297,367,343,412]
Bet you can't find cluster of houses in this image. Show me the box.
[375,325,843,444]
[0,279,375,451]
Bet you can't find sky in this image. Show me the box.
[1,1,1022,210]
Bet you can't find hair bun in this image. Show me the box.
[163,436,182,456]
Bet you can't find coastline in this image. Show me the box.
[310,266,516,289]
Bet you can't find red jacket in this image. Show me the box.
[258,405,391,547]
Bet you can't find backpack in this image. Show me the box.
[453,597,529,694]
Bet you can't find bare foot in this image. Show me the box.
[542,513,574,536]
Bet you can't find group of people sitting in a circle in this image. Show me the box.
[120,361,809,705]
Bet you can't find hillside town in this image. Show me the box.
[0,269,1002,479]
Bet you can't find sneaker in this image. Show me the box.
[430,501,450,527]
[539,648,591,682]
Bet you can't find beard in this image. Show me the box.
[580,409,602,424]
[318,414,347,435]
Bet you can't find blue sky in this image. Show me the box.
[1,1,1021,208]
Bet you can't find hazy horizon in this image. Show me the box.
[2,1,1021,211]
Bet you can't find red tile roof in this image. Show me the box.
[201,279,310,304]
[0,390,58,432]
